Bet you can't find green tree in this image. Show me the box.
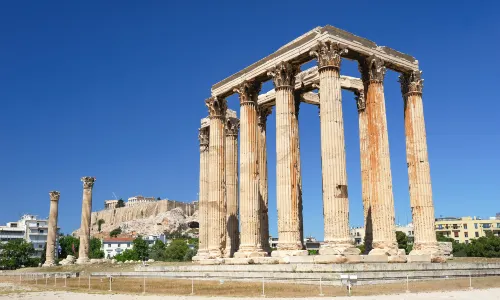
[89,237,104,259]
[114,249,139,262]
[396,231,409,254]
[97,219,105,232]
[132,236,149,261]
[149,240,166,261]
[0,240,36,270]
[164,239,189,262]
[58,235,79,259]
[110,227,122,238]
[115,199,125,208]
[436,232,454,242]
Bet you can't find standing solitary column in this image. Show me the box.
[194,127,210,260]
[225,117,240,257]
[359,56,398,256]
[77,176,96,264]
[43,191,60,267]
[234,80,267,258]
[400,71,439,256]
[268,62,307,256]
[355,89,373,254]
[258,106,272,254]
[311,41,359,256]
[205,96,227,258]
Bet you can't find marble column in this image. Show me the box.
[268,62,307,256]
[205,96,227,258]
[359,56,398,256]
[258,106,272,254]
[194,127,210,260]
[225,117,240,257]
[355,89,373,254]
[399,71,439,256]
[43,191,60,267]
[77,176,95,264]
[234,80,267,258]
[311,41,359,256]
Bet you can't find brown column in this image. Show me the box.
[43,191,60,267]
[400,71,439,256]
[234,81,267,258]
[355,89,373,254]
[225,117,240,257]
[258,106,272,254]
[77,176,95,264]
[268,62,307,256]
[311,42,359,256]
[359,56,398,256]
[205,96,227,258]
[194,127,210,260]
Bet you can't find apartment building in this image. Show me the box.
[435,216,500,244]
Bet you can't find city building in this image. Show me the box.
[144,234,167,246]
[126,195,156,207]
[0,214,58,258]
[268,236,322,251]
[350,223,415,246]
[104,200,118,210]
[435,216,500,244]
[102,237,134,258]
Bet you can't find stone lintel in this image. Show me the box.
[200,109,237,129]
[212,25,418,98]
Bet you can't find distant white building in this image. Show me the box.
[102,237,134,258]
[350,223,414,246]
[126,195,156,207]
[0,214,58,258]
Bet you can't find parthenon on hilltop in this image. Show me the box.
[195,25,442,264]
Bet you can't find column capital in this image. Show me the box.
[310,41,348,71]
[198,127,209,147]
[399,70,423,96]
[355,89,366,112]
[49,191,60,201]
[225,118,240,137]
[257,106,272,127]
[81,176,96,189]
[358,55,386,84]
[205,96,227,120]
[267,61,300,90]
[233,80,261,106]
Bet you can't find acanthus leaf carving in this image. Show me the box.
[310,41,348,70]
[233,80,261,106]
[257,106,272,127]
[355,89,366,112]
[49,191,60,201]
[359,55,386,83]
[399,70,423,96]
[198,127,209,147]
[81,176,96,189]
[205,96,227,119]
[225,118,240,137]
[267,61,300,89]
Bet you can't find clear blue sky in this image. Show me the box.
[0,1,498,239]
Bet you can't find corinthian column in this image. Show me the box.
[268,62,307,256]
[77,176,95,264]
[194,127,210,260]
[311,42,359,256]
[400,71,439,256]
[225,117,240,257]
[43,191,60,267]
[258,106,272,254]
[234,80,267,258]
[355,90,373,254]
[205,96,227,258]
[359,56,398,256]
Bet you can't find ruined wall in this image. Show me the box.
[90,200,198,233]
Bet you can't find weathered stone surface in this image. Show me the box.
[282,256,315,264]
[313,255,348,264]
[271,250,309,257]
[431,255,447,263]
[252,257,280,265]
[258,107,272,254]
[224,258,254,265]
[194,127,209,260]
[199,258,225,265]
[225,117,239,257]
[362,255,388,263]
[388,255,408,263]
[43,191,60,267]
[77,176,95,264]
[407,255,431,263]
[345,255,363,264]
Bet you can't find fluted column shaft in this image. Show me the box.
[268,62,305,254]
[195,127,209,259]
[43,191,60,267]
[225,119,239,257]
[77,177,95,264]
[206,97,227,258]
[359,56,398,255]
[400,71,438,255]
[258,107,272,253]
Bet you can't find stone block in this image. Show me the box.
[431,255,447,263]
[199,259,224,265]
[362,255,388,263]
[282,256,315,264]
[253,257,280,265]
[224,258,254,265]
[345,255,363,264]
[313,255,348,264]
[271,250,309,257]
[388,255,408,263]
[397,249,406,256]
[407,254,431,263]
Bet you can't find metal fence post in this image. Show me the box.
[469,272,473,290]
[64,276,67,288]
[54,274,57,287]
[79,275,81,288]
[19,274,21,283]
[143,275,146,294]
[406,274,410,293]
[45,275,48,286]
[88,275,91,290]
[190,278,194,295]
[261,276,265,297]
[319,277,324,296]
[109,276,112,292]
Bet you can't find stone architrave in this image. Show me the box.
[400,71,439,256]
[43,191,60,267]
[77,176,96,264]
[355,89,373,254]
[311,41,359,256]
[268,62,307,256]
[359,56,398,256]
[194,127,210,260]
[258,106,272,254]
[234,80,267,258]
[225,117,240,257]
[205,96,227,258]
